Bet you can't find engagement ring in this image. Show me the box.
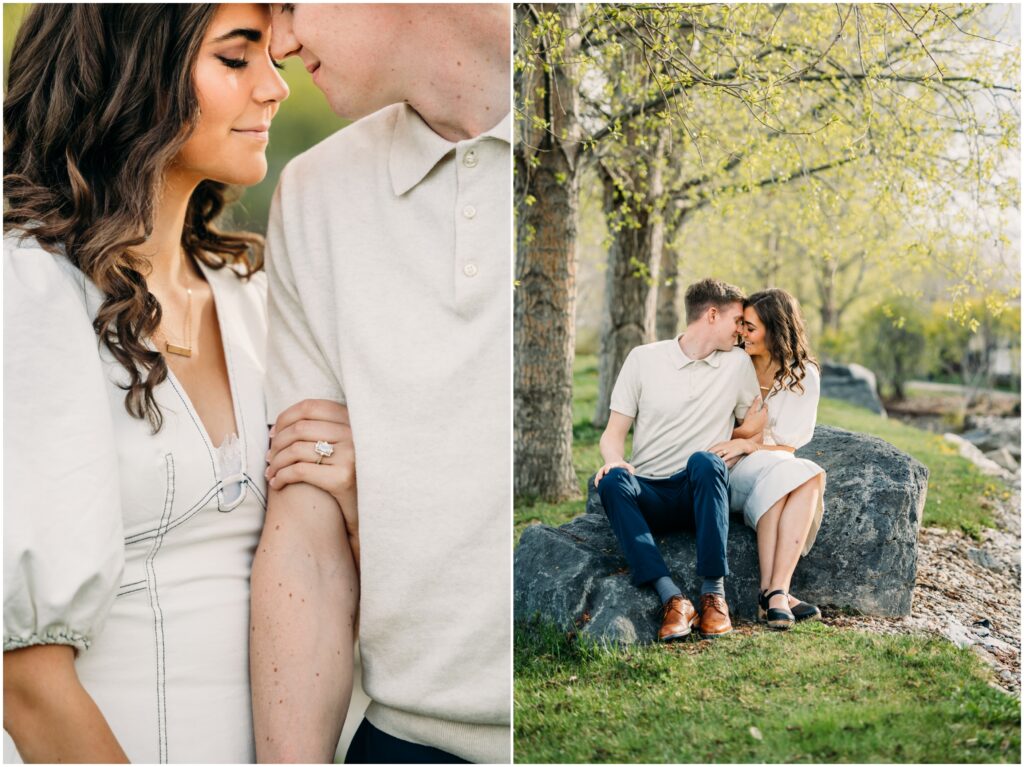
[314,440,334,464]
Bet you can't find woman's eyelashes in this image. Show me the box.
[216,54,285,71]
[216,54,247,69]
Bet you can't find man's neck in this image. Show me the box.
[401,6,510,142]
[678,329,720,361]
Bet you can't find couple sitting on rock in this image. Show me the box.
[595,278,827,640]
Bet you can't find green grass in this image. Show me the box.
[515,355,1006,541]
[515,621,1021,763]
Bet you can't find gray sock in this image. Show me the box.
[653,576,683,605]
[701,577,725,597]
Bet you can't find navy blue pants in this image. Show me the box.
[344,718,471,764]
[597,451,730,586]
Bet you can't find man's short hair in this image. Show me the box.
[684,278,746,324]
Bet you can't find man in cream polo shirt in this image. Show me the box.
[250,5,511,764]
[595,278,761,643]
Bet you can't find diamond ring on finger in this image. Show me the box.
[314,440,334,465]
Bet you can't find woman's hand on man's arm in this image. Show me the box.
[266,399,358,567]
[4,645,129,763]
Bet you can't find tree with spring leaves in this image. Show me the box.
[515,3,1018,501]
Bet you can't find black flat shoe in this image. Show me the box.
[790,598,821,623]
[763,589,795,630]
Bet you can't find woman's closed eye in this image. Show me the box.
[217,54,248,69]
[216,54,284,71]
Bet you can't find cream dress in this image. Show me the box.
[728,363,826,555]
[3,234,268,763]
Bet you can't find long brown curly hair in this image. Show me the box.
[4,4,263,432]
[744,288,817,395]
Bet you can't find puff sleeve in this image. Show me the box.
[3,236,124,653]
[769,364,820,450]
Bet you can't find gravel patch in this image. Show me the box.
[824,481,1021,695]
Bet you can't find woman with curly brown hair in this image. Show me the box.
[2,4,292,762]
[708,288,826,631]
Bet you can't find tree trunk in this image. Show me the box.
[513,4,583,502]
[656,209,689,341]
[656,243,680,340]
[817,261,837,336]
[592,128,668,428]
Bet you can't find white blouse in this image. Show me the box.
[3,234,269,763]
[761,363,820,449]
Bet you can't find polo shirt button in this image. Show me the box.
[463,150,478,168]
[463,205,477,219]
[463,263,478,277]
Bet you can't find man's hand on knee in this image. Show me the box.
[595,460,636,486]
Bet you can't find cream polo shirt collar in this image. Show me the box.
[671,333,723,369]
[388,104,512,196]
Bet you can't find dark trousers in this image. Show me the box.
[597,451,730,586]
[344,718,471,764]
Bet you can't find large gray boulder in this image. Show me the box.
[515,425,928,644]
[820,362,887,416]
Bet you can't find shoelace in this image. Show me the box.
[702,594,727,611]
[663,596,686,615]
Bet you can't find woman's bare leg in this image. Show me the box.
[755,497,786,593]
[767,475,822,611]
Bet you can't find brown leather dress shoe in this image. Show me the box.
[658,595,699,642]
[698,593,733,637]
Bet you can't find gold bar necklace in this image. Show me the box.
[165,263,194,357]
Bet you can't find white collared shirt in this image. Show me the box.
[264,103,511,763]
[610,334,760,478]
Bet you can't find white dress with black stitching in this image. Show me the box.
[728,363,826,555]
[3,234,268,763]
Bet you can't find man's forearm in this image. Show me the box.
[732,420,760,439]
[250,482,358,763]
[599,434,626,465]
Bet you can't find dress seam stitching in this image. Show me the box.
[145,453,174,763]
